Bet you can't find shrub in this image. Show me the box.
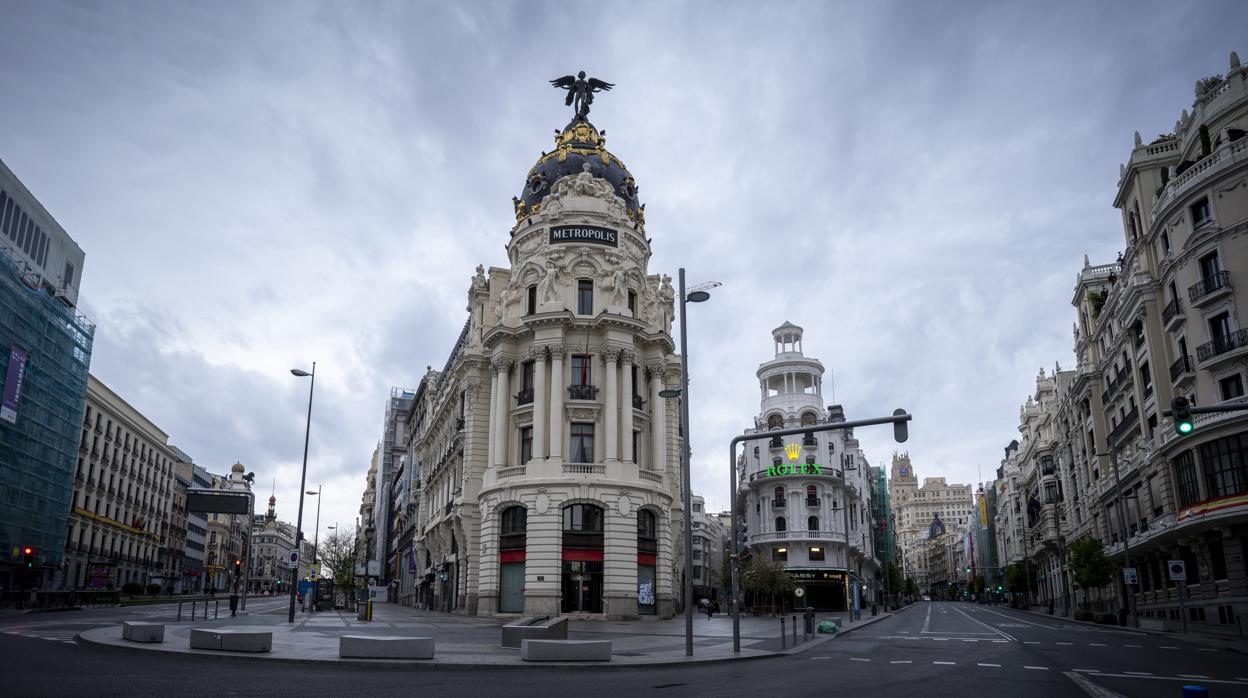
[122,582,144,597]
[146,584,162,596]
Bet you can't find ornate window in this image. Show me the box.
[767,414,784,430]
[808,515,819,531]
[775,517,786,532]
[801,411,817,426]
[637,509,657,540]
[501,506,527,536]
[577,279,594,315]
[570,423,595,463]
[562,503,604,533]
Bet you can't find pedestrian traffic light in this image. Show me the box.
[1172,397,1194,435]
[22,546,34,568]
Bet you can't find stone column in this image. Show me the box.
[604,348,620,462]
[649,364,665,473]
[621,350,635,463]
[531,347,547,460]
[548,346,565,461]
[486,370,499,469]
[493,359,512,467]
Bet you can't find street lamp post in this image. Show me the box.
[662,268,716,658]
[307,486,322,611]
[288,363,316,623]
[1098,448,1139,627]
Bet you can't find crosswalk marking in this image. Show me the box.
[977,663,1000,667]
[1023,666,1050,671]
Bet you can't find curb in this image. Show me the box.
[74,626,784,671]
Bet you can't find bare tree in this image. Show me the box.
[318,526,357,587]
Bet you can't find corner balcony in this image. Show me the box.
[1196,329,1248,367]
[1188,271,1232,308]
[567,384,598,401]
[1107,407,1140,448]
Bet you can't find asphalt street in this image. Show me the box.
[0,600,1243,697]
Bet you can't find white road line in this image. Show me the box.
[1159,646,1179,649]
[1089,643,1107,646]
[1077,673,1248,686]
[809,656,831,660]
[1024,666,1050,671]
[946,602,1017,642]
[1072,669,1101,673]
[1197,648,1218,652]
[891,660,912,664]
[1123,644,1142,648]
[849,657,871,662]
[933,638,949,641]
[933,661,956,665]
[1178,675,1210,679]
[923,602,932,634]
[977,663,1001,668]
[991,640,1007,643]
[1065,671,1128,698]
[1023,641,1040,645]
[1123,671,1152,676]
[974,605,1062,630]
[1057,642,1074,646]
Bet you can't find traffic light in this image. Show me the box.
[1172,397,1194,435]
[233,558,242,574]
[22,546,34,568]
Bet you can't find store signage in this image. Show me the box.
[549,225,618,246]
[1,345,28,424]
[1167,560,1186,582]
[787,570,846,582]
[765,462,824,477]
[1123,567,1138,585]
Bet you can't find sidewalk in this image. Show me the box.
[78,602,894,667]
[1016,607,1248,653]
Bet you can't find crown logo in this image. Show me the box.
[785,443,800,461]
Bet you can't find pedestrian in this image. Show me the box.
[706,600,714,620]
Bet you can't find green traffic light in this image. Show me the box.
[1177,421,1194,434]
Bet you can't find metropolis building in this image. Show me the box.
[389,105,684,618]
[735,322,882,611]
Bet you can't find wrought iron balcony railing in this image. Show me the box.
[1188,271,1231,304]
[1196,329,1248,362]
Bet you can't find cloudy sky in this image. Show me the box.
[2,1,1245,532]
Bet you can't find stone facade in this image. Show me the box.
[992,51,1248,631]
[389,116,684,619]
[888,453,973,592]
[736,322,883,611]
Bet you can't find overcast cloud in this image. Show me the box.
[2,0,1245,531]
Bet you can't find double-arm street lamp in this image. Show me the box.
[659,268,719,658]
[288,363,316,623]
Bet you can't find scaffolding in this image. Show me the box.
[0,243,93,589]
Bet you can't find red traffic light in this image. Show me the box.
[23,547,33,555]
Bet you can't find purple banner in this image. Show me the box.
[1,345,28,424]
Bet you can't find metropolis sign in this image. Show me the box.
[550,225,618,247]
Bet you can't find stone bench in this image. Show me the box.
[189,628,272,653]
[122,621,164,643]
[339,635,434,659]
[521,639,612,662]
[501,616,568,648]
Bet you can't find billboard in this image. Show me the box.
[186,490,251,514]
[1,345,28,424]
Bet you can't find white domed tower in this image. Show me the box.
[412,88,683,620]
[735,323,880,612]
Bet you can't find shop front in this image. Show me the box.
[788,568,848,611]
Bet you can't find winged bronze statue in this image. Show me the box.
[550,71,614,120]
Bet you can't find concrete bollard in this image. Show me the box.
[214,601,219,619]
[191,601,196,622]
[177,603,182,623]
[781,616,787,649]
[792,615,797,645]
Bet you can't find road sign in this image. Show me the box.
[355,563,366,576]
[1167,560,1186,581]
[1123,567,1138,585]
[794,587,805,598]
[288,550,300,569]
[367,560,381,576]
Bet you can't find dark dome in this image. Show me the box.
[514,118,644,227]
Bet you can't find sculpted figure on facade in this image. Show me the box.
[541,257,564,305]
[658,274,675,330]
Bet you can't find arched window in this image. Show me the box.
[501,506,527,536]
[806,485,817,506]
[808,516,819,531]
[637,509,657,540]
[775,517,787,532]
[767,414,784,430]
[562,503,604,533]
[773,486,785,508]
[801,411,817,426]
